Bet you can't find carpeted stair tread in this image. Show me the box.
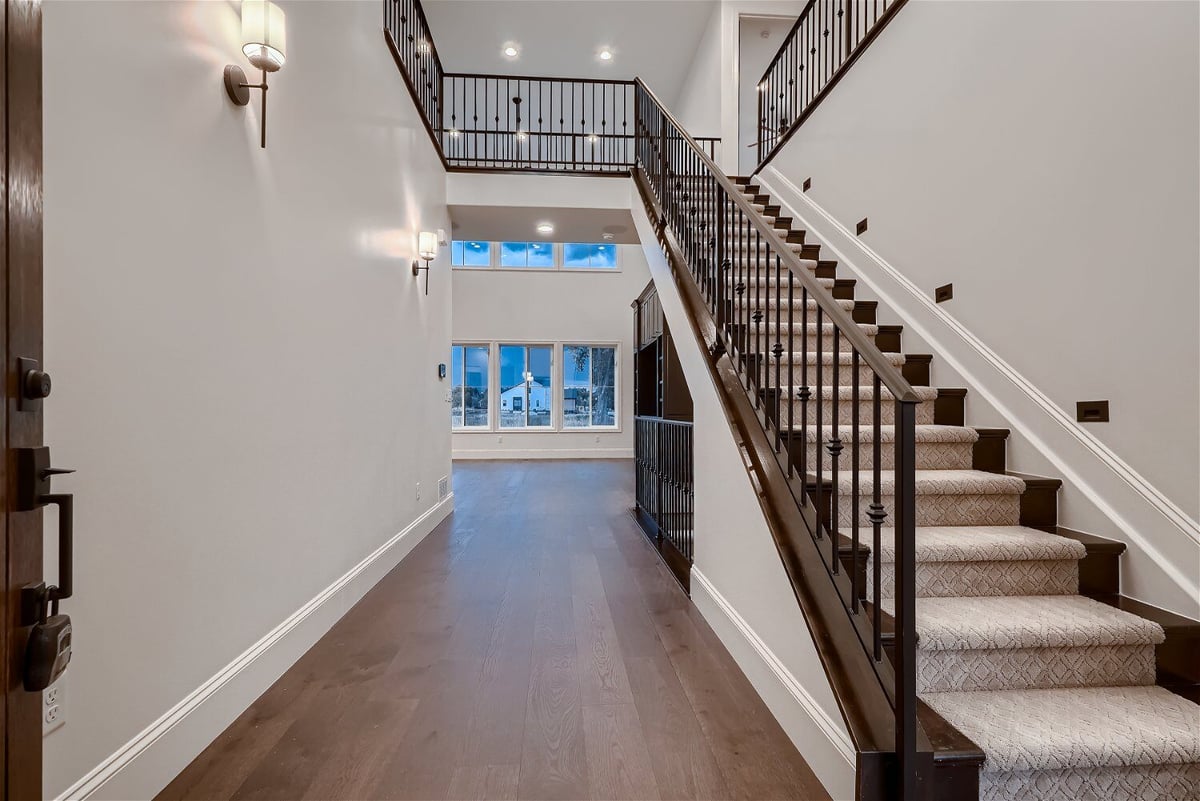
[923,686,1200,773]
[771,350,906,366]
[833,469,1026,497]
[877,526,1087,563]
[727,276,837,290]
[753,321,879,336]
[883,595,1165,651]
[733,297,857,312]
[795,424,979,443]
[775,384,939,402]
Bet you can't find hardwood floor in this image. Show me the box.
[158,460,830,801]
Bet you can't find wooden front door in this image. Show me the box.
[2,0,45,797]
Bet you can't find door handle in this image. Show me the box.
[17,447,77,691]
[17,447,75,603]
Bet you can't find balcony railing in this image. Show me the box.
[383,1,717,173]
[755,0,908,170]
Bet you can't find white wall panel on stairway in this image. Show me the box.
[42,1,452,796]
[758,0,1199,617]
[633,203,856,801]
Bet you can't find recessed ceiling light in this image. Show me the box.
[502,44,520,59]
[598,48,613,62]
[601,232,615,241]
[536,222,554,235]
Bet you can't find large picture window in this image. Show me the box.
[563,345,617,428]
[499,344,553,428]
[450,344,490,429]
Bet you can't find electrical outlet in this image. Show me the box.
[935,283,954,303]
[415,482,421,502]
[438,476,449,499]
[43,680,65,735]
[498,435,503,444]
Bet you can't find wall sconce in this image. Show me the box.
[224,0,286,149]
[412,231,437,295]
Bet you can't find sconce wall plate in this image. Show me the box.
[224,65,251,106]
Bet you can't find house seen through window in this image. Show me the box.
[499,344,552,428]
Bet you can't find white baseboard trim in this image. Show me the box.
[56,495,455,801]
[452,447,633,460]
[758,165,1200,613]
[690,569,857,801]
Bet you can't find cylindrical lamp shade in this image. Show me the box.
[242,0,286,72]
[418,231,438,261]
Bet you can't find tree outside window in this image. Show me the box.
[564,345,616,427]
[450,344,489,428]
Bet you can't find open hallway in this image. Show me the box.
[157,461,829,801]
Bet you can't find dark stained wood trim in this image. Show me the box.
[902,354,932,387]
[1009,472,1061,529]
[970,428,1008,474]
[1054,526,1124,597]
[3,2,45,796]
[933,388,966,426]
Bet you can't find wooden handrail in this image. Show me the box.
[632,167,914,778]
[634,78,918,403]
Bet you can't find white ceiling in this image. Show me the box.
[421,0,718,106]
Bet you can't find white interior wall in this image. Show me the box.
[450,246,649,459]
[760,0,1200,613]
[42,1,452,797]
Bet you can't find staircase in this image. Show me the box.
[725,176,1200,801]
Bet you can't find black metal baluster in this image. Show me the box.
[851,348,861,611]
[787,270,795,477]
[773,252,782,447]
[870,372,884,660]
[800,285,810,490]
[829,325,842,572]
[814,302,824,537]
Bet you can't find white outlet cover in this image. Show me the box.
[43,680,65,736]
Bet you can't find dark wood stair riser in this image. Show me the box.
[934,388,966,426]
[1012,472,1061,529]
[875,324,903,352]
[971,429,1009,473]
[853,300,877,325]
[903,354,932,387]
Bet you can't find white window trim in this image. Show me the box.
[451,241,623,273]
[449,341,622,434]
[561,343,620,431]
[450,342,493,431]
[496,342,556,432]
